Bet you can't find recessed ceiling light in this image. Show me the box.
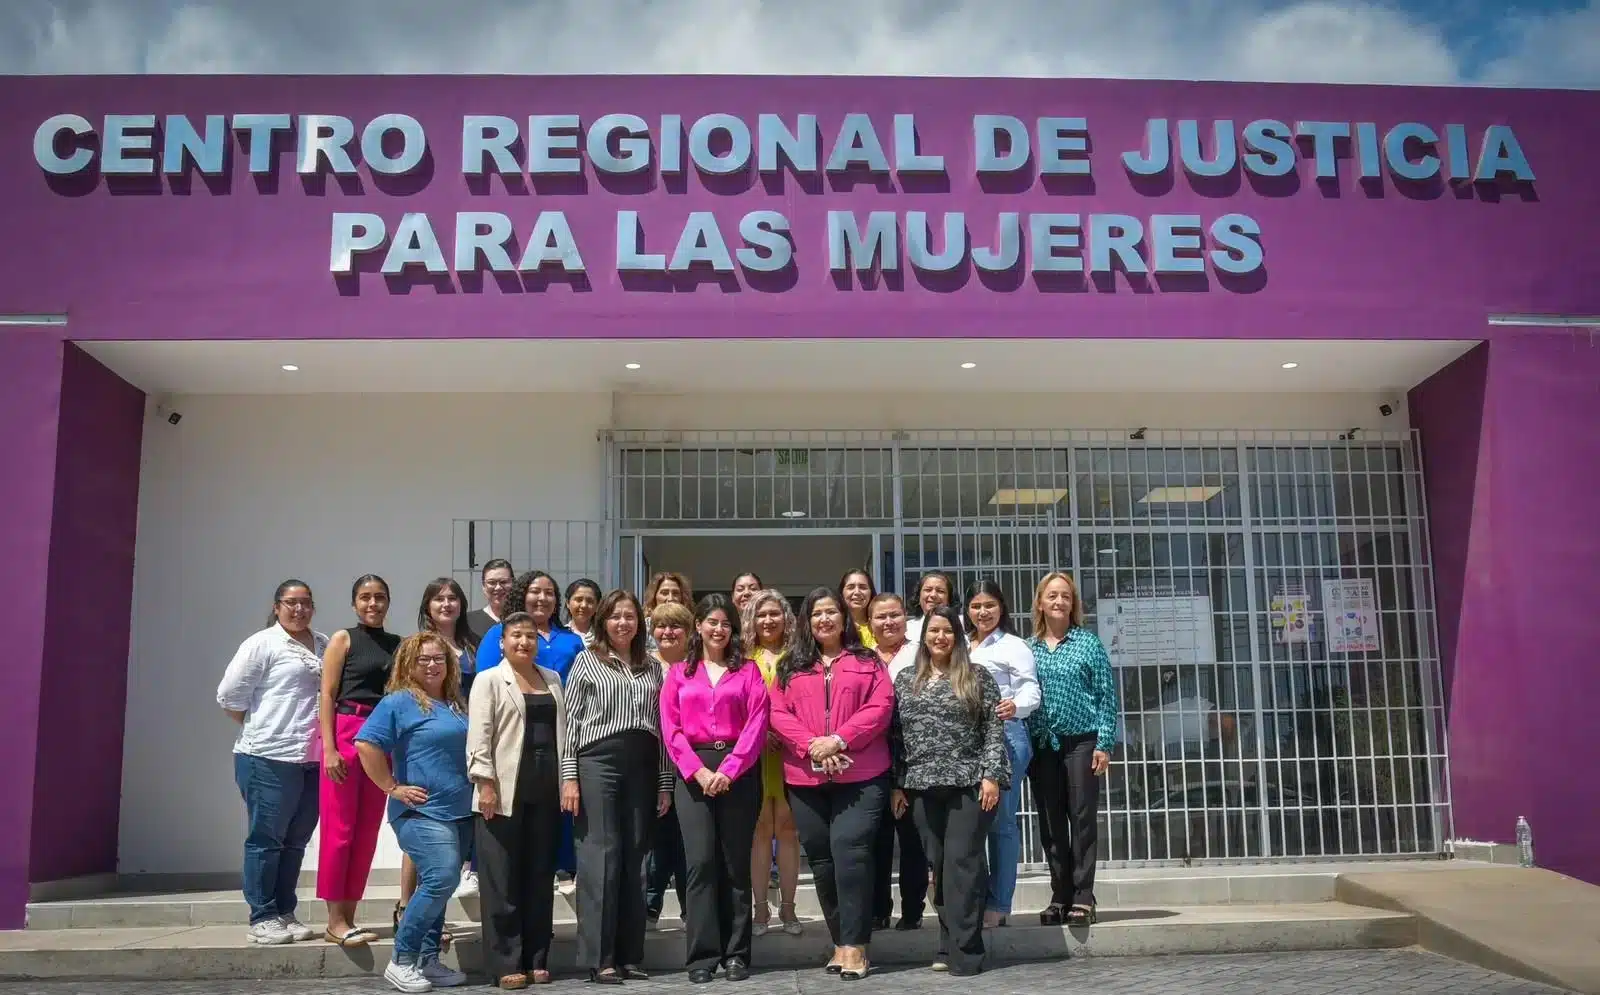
[780,510,807,519]
[625,362,641,370]
[280,364,299,372]
[1281,362,1299,369]
[960,362,977,369]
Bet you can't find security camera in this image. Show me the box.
[153,398,183,425]
[166,410,183,425]
[1378,403,1395,418]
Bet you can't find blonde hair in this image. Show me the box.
[1031,571,1085,635]
[644,572,693,613]
[386,631,463,713]
[741,589,795,657]
[649,600,694,631]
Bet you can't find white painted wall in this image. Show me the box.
[120,393,611,874]
[611,391,1409,433]
[119,386,1398,874]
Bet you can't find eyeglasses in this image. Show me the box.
[485,580,512,589]
[278,599,313,610]
[417,655,449,666]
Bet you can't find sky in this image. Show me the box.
[0,0,1596,88]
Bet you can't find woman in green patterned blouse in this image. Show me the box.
[1026,572,1119,928]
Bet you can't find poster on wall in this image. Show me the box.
[1322,578,1380,653]
[1269,588,1313,644]
[1097,595,1216,668]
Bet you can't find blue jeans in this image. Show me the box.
[986,720,1033,914]
[233,753,319,925]
[645,805,686,917]
[392,813,471,964]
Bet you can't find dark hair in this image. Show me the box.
[913,605,986,718]
[562,578,602,625]
[593,589,649,670]
[910,571,954,618]
[350,573,390,604]
[731,572,763,591]
[418,577,476,649]
[685,594,745,678]
[269,579,313,625]
[779,587,866,688]
[963,578,1015,637]
[505,570,560,625]
[837,568,877,621]
[480,558,514,581]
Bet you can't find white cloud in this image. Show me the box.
[0,0,1594,87]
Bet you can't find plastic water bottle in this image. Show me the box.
[1515,816,1534,868]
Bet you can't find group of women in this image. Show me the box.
[217,561,1119,991]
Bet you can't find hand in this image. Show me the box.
[657,790,673,816]
[808,736,842,761]
[1091,750,1110,776]
[820,754,851,775]
[978,779,1000,811]
[996,699,1017,720]
[693,767,717,793]
[389,784,428,808]
[476,782,498,819]
[707,772,732,796]
[561,780,581,816]
[322,750,346,784]
[891,789,909,819]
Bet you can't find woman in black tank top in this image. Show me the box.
[316,575,400,946]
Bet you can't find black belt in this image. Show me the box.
[336,701,375,716]
[693,741,730,751]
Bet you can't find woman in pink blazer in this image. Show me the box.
[768,587,895,982]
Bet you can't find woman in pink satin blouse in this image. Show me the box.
[658,593,770,983]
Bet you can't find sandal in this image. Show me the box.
[530,970,552,985]
[498,974,528,990]
[1067,903,1097,926]
[779,901,803,935]
[1039,903,1065,926]
[753,905,770,936]
[324,927,372,947]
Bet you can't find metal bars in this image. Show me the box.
[450,519,610,608]
[481,428,1449,866]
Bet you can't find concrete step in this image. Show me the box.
[0,903,1417,980]
[30,863,1457,930]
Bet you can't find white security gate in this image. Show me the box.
[451,519,611,603]
[601,429,1451,866]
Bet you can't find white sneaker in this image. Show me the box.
[279,915,316,941]
[384,961,433,993]
[453,870,478,897]
[421,959,468,987]
[246,918,294,945]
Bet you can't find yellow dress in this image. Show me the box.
[754,648,787,802]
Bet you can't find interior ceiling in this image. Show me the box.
[78,338,1479,396]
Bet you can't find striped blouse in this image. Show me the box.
[559,647,675,792]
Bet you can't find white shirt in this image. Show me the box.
[216,623,329,764]
[882,640,921,681]
[967,629,1042,719]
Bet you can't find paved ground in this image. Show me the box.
[0,950,1572,994]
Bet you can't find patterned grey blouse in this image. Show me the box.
[891,665,1012,792]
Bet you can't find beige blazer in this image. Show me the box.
[465,663,569,815]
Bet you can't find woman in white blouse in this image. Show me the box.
[961,580,1041,928]
[215,579,329,947]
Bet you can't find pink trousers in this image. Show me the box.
[316,708,386,902]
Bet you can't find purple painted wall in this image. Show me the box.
[0,76,1596,341]
[29,345,144,884]
[1410,331,1600,884]
[0,332,67,929]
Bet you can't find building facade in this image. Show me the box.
[1,74,1596,930]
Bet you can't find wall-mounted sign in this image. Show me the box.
[1322,578,1381,653]
[31,111,1535,290]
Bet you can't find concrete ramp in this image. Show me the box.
[1337,866,1600,994]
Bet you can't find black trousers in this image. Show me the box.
[912,786,995,975]
[1029,733,1101,907]
[675,746,763,972]
[787,775,887,947]
[475,749,561,977]
[872,800,929,923]
[644,804,686,918]
[574,731,659,971]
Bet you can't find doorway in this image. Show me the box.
[636,531,880,613]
